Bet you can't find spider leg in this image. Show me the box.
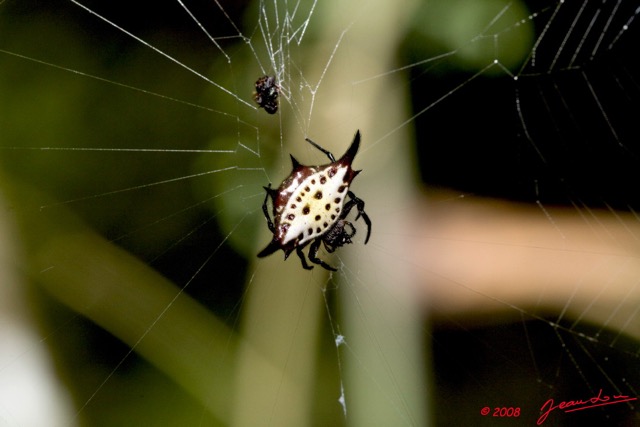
[323,241,336,253]
[308,239,337,271]
[296,245,314,270]
[304,138,336,162]
[342,191,372,244]
[344,221,356,238]
[261,184,276,233]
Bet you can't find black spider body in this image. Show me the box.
[258,130,371,271]
[253,75,279,114]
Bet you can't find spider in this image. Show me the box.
[258,130,372,271]
[253,75,279,114]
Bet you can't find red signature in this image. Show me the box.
[537,389,637,425]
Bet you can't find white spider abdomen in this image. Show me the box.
[279,165,349,246]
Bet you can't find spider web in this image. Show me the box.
[1,0,640,426]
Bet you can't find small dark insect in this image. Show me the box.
[258,130,371,271]
[253,75,279,114]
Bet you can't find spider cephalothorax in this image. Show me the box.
[258,130,371,271]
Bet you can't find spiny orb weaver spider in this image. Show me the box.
[258,130,372,271]
[253,75,279,114]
